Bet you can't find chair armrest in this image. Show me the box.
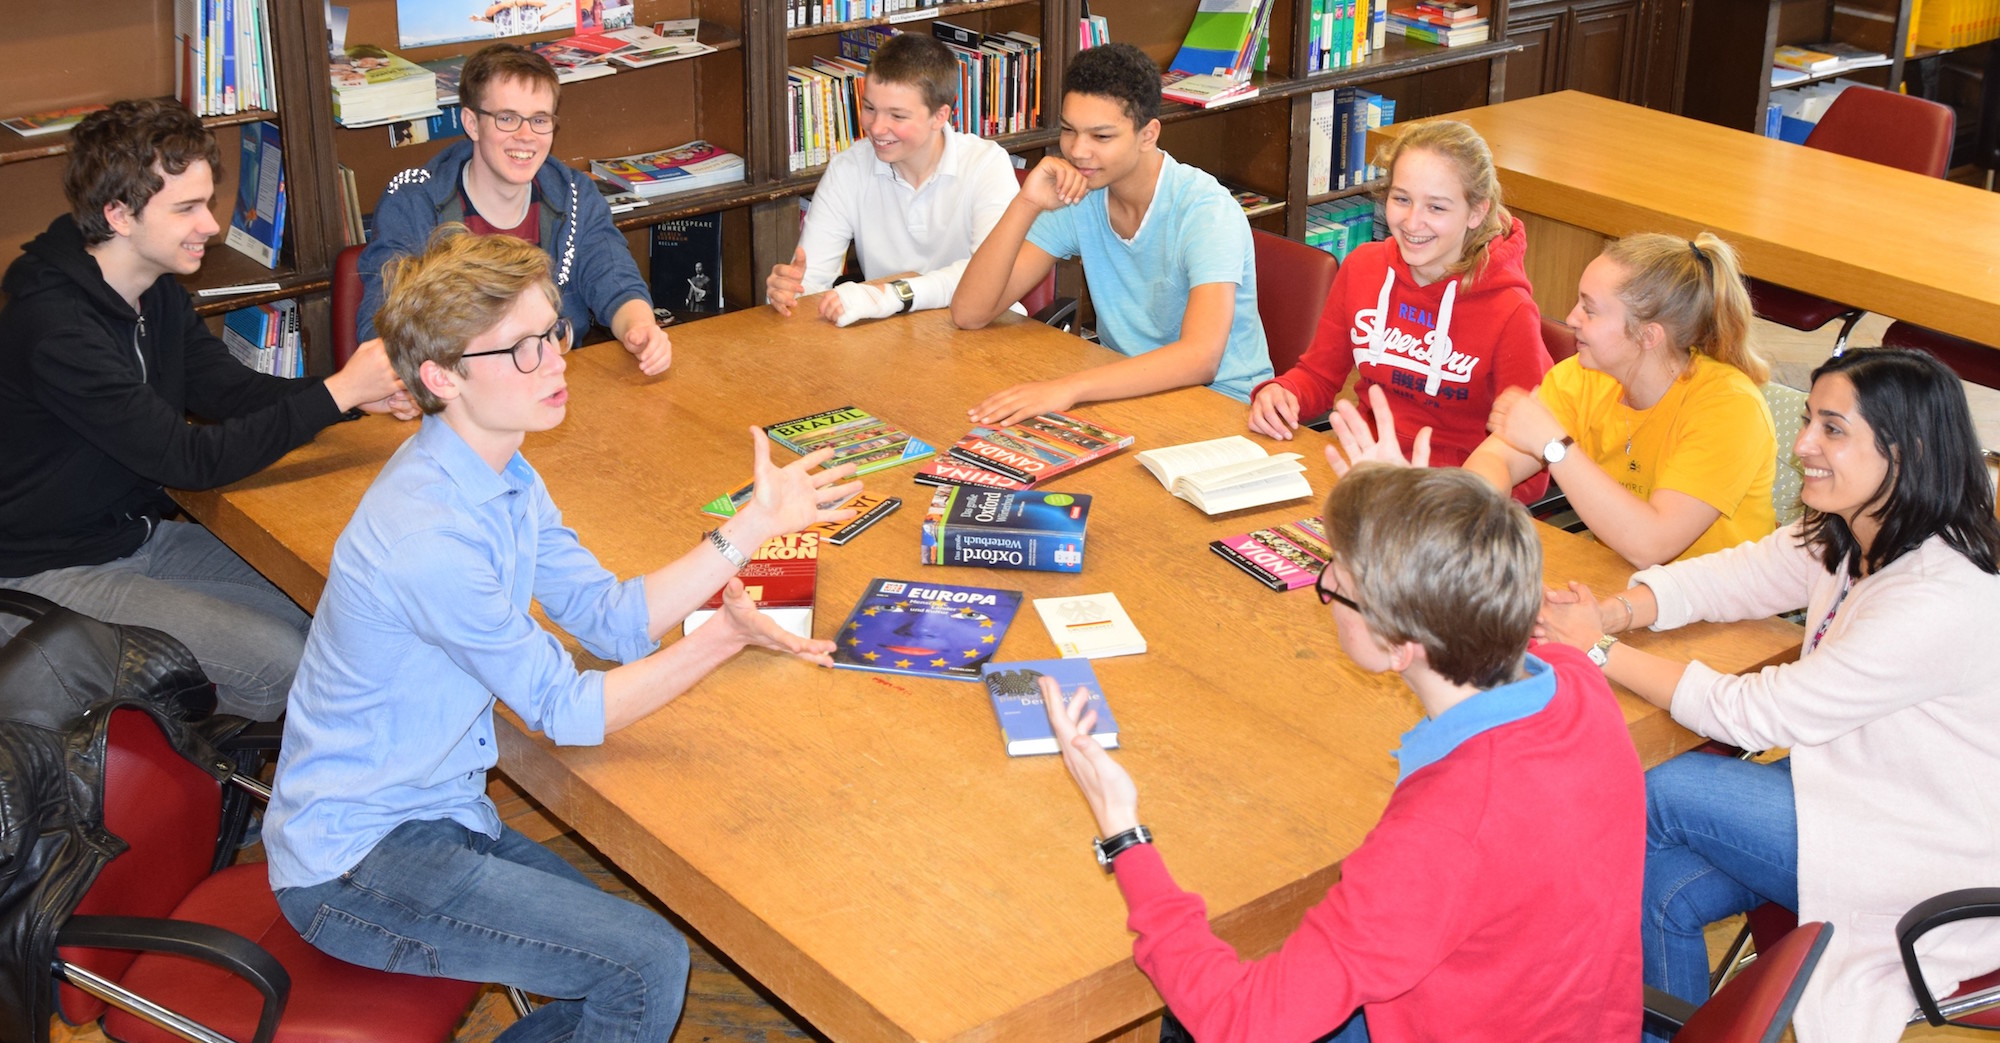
[1898,887,2000,1026]
[212,717,284,753]
[1642,985,1696,1038]
[57,914,290,1043]
[1032,296,1078,332]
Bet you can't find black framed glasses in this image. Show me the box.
[467,107,558,134]
[1315,559,1360,612]
[461,317,573,374]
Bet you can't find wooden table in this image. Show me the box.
[176,306,1802,1043]
[1376,90,2000,347]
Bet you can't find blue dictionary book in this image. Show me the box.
[980,658,1119,756]
[921,486,1089,573]
[224,121,285,268]
[831,578,1023,682]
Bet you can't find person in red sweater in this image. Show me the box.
[1246,119,1551,503]
[1041,465,1645,1043]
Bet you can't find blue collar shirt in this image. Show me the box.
[1391,653,1557,785]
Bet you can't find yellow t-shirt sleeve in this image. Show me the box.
[1536,356,1588,441]
[1651,369,1776,517]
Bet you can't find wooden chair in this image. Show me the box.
[1646,922,1831,1043]
[1748,87,1955,356]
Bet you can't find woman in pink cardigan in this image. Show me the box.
[1540,347,2000,1043]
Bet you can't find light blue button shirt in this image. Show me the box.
[1392,653,1557,784]
[265,416,656,889]
[1026,151,1272,401]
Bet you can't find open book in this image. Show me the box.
[1134,436,1312,515]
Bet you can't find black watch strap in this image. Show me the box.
[1093,824,1154,870]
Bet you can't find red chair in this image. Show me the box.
[1542,315,1577,364]
[50,707,481,1043]
[330,244,365,370]
[1881,322,2000,390]
[1011,165,1075,328]
[1250,228,1340,375]
[1748,87,1955,355]
[1646,921,1831,1042]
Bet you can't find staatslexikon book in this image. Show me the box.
[921,486,1090,573]
[944,411,1134,486]
[767,405,936,476]
[830,578,1022,682]
[980,657,1119,756]
[682,532,818,638]
[1210,515,1333,591]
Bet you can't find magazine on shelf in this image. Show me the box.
[2,104,107,138]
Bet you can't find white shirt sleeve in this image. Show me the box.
[797,150,862,295]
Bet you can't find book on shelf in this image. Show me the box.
[650,214,724,314]
[592,140,745,197]
[2,104,107,139]
[1168,0,1273,78]
[921,486,1091,573]
[1310,87,1394,192]
[1388,9,1490,46]
[766,405,937,476]
[830,578,1023,682]
[945,411,1135,486]
[329,45,439,127]
[224,120,285,269]
[1210,516,1333,591]
[1795,40,1892,73]
[912,457,1031,491]
[981,658,1119,756]
[681,532,819,638]
[176,0,278,117]
[1135,436,1312,515]
[1078,13,1111,49]
[1309,0,1391,72]
[1160,71,1261,108]
[1772,44,1840,74]
[221,299,302,378]
[1033,592,1145,659]
[1414,1,1478,20]
[587,170,646,213]
[1307,195,1380,260]
[604,21,715,67]
[531,34,626,81]
[1230,187,1282,219]
[419,55,466,105]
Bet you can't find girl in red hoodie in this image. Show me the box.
[1247,120,1551,502]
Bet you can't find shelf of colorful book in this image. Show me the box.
[0,105,281,167]
[756,124,1060,197]
[1151,38,1519,126]
[786,0,1043,39]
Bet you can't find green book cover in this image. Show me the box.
[764,405,936,476]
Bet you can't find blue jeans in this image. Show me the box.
[0,520,306,719]
[1642,754,1799,1040]
[276,818,690,1043]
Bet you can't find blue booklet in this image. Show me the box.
[980,658,1119,757]
[224,120,285,268]
[830,578,1022,682]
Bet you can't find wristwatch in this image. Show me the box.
[1586,632,1619,668]
[704,528,749,569]
[889,279,916,314]
[1542,434,1575,465]
[1093,824,1153,871]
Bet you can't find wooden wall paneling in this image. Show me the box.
[1287,92,1313,240]
[1502,2,1568,101]
[1567,0,1641,101]
[1637,0,1694,111]
[1515,212,1608,318]
[1682,0,1781,131]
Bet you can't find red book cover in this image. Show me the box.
[682,532,819,637]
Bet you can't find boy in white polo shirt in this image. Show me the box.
[764,32,1019,326]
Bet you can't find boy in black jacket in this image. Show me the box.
[0,99,410,719]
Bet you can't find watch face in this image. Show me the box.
[1544,438,1568,464]
[1587,645,1608,667]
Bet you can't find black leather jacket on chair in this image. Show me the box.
[0,589,231,1043]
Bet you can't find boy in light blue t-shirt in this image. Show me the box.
[950,43,1271,424]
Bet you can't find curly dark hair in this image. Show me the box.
[1062,42,1160,129]
[1798,347,2000,578]
[63,99,221,246]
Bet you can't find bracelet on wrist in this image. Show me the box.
[1093,824,1153,871]
[704,527,749,569]
[1613,593,1636,633]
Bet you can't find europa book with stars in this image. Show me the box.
[829,578,1023,682]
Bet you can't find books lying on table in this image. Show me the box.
[1135,436,1311,515]
[2,104,106,138]
[912,458,1029,491]
[592,140,745,198]
[981,658,1119,756]
[1033,593,1146,659]
[682,533,819,638]
[945,411,1135,486]
[809,493,902,546]
[830,578,1022,682]
[1211,516,1333,591]
[921,487,1090,573]
[766,405,936,476]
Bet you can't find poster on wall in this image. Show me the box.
[576,0,634,32]
[394,0,575,49]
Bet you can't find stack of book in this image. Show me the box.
[329,45,438,127]
[605,20,714,67]
[1306,196,1380,259]
[1307,86,1396,194]
[1387,3,1490,46]
[591,140,744,198]
[531,34,624,82]
[1769,41,1890,86]
[1308,0,1389,72]
[1910,0,2000,50]
[222,301,304,379]
[174,0,280,117]
[1162,0,1273,107]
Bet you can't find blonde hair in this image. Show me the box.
[1600,231,1769,384]
[1322,465,1541,688]
[374,224,561,415]
[1371,119,1512,282]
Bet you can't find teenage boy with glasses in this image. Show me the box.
[267,226,861,1038]
[356,43,672,376]
[1041,465,1648,1043]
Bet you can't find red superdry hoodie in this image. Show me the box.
[1258,217,1551,500]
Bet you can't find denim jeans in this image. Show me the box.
[1159,1006,1367,1041]
[0,520,306,719]
[1642,754,1799,1040]
[276,818,690,1043]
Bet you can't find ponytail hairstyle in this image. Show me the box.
[1371,119,1512,282]
[1600,231,1769,385]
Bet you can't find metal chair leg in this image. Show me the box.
[1830,310,1866,356]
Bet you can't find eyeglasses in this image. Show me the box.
[468,107,558,134]
[461,317,573,374]
[1315,560,1361,612]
